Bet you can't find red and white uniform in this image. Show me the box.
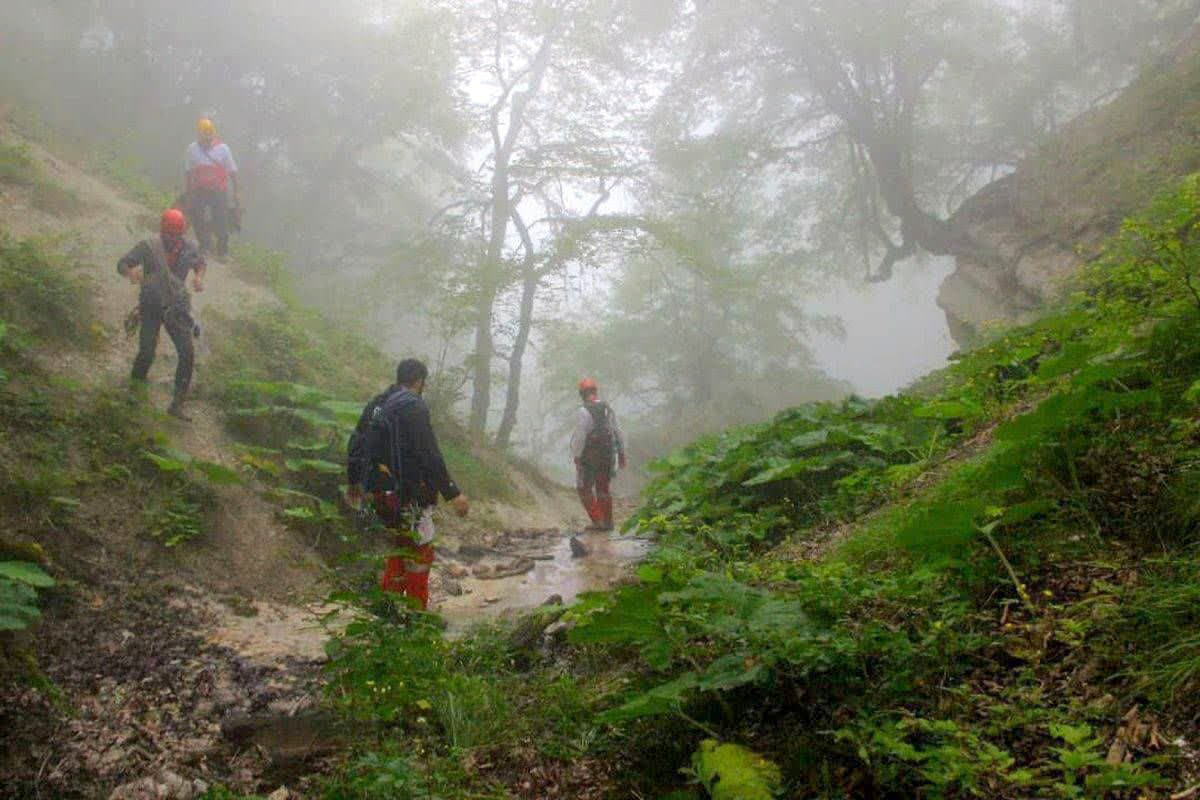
[185,140,238,192]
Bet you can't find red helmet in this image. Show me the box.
[161,208,187,235]
[578,378,598,394]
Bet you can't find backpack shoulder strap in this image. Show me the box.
[145,238,168,275]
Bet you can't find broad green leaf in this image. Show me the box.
[0,607,42,631]
[286,440,333,453]
[0,561,55,587]
[143,450,190,472]
[913,400,980,420]
[696,653,768,692]
[320,400,366,426]
[284,458,344,474]
[569,585,663,645]
[692,740,782,800]
[1184,379,1200,404]
[597,672,699,723]
[192,460,243,486]
[742,458,818,487]
[788,429,831,452]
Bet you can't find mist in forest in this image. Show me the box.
[3,0,1197,474]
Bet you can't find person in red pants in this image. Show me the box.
[570,378,626,531]
[347,359,469,609]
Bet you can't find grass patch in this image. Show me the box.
[88,147,174,212]
[1,140,89,217]
[0,142,38,185]
[0,233,100,348]
[228,243,294,301]
[30,181,86,217]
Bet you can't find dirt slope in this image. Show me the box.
[0,124,623,798]
[0,127,325,603]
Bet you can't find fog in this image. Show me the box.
[3,0,1197,476]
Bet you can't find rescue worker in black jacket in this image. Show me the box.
[347,359,469,609]
[117,208,206,420]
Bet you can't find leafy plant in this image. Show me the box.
[0,234,99,347]
[0,560,54,631]
[690,740,781,800]
[145,495,203,548]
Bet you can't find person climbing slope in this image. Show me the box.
[184,117,240,258]
[117,208,206,420]
[347,359,469,610]
[571,378,626,531]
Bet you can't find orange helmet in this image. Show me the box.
[578,378,598,394]
[161,208,187,235]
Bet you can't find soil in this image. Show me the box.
[0,125,649,798]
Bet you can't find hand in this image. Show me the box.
[125,265,143,285]
[192,274,205,293]
[346,485,363,508]
[618,453,628,470]
[450,494,470,518]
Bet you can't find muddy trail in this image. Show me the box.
[0,519,648,798]
[0,125,651,797]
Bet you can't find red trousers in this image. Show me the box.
[379,542,435,609]
[575,460,613,526]
[374,492,435,610]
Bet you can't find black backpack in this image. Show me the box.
[360,389,421,493]
[347,389,394,491]
[582,401,616,468]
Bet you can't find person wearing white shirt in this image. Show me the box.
[570,378,626,531]
[184,118,240,258]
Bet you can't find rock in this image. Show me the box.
[507,599,567,652]
[445,563,470,578]
[267,789,292,800]
[545,619,571,649]
[221,710,342,764]
[442,579,464,597]
[569,536,590,558]
[472,557,535,580]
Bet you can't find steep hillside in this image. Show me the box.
[246,174,1200,799]
[939,31,1200,344]
[0,121,597,798]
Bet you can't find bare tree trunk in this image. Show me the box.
[467,32,555,436]
[494,264,538,449]
[468,165,510,435]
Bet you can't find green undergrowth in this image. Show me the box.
[0,233,238,679]
[0,140,88,217]
[201,251,519,557]
[306,175,1200,799]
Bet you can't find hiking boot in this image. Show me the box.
[167,401,192,422]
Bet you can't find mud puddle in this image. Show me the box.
[435,527,651,632]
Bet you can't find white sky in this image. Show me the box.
[807,256,957,397]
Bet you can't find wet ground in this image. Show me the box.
[0,525,648,798]
[435,526,652,631]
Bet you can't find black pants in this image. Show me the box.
[132,301,194,402]
[189,188,229,256]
